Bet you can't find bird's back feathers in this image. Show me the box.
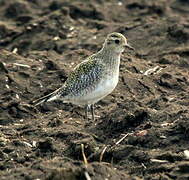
[33,57,105,106]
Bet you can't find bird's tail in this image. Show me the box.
[32,88,61,106]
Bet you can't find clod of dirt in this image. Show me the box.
[110,145,136,162]
[44,60,60,71]
[167,24,189,43]
[171,161,189,179]
[96,109,149,138]
[67,137,97,160]
[126,2,165,16]
[5,2,29,18]
[46,162,132,180]
[170,117,189,140]
[155,152,183,163]
[16,15,33,24]
[176,162,189,173]
[36,138,56,154]
[158,54,180,65]
[129,150,150,163]
[158,73,184,90]
[0,62,9,74]
[68,3,104,20]
[49,1,63,11]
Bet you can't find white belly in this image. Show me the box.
[71,75,119,105]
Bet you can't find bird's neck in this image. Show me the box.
[97,47,121,68]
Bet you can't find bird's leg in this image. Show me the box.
[90,104,95,121]
[85,105,90,120]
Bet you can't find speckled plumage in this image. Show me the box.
[33,32,134,120]
[59,59,105,100]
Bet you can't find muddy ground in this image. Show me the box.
[0,0,189,179]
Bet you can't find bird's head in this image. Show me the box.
[104,32,134,53]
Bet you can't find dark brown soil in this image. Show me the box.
[0,0,189,179]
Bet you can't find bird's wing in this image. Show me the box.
[57,58,105,98]
[33,58,104,106]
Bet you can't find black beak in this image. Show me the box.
[124,44,135,51]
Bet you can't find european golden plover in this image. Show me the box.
[33,32,134,120]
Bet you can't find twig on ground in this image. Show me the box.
[84,171,91,180]
[114,133,130,146]
[99,145,108,162]
[99,133,133,162]
[144,66,163,75]
[13,63,30,68]
[81,144,91,180]
[81,144,88,166]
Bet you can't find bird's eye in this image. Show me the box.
[115,39,120,44]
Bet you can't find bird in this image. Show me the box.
[33,32,134,121]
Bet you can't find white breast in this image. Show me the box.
[71,74,119,105]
